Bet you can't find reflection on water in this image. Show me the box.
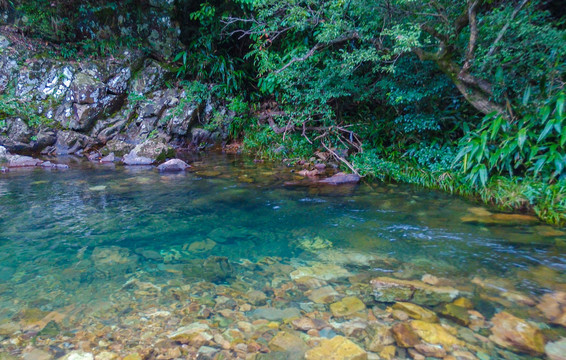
[0,153,565,359]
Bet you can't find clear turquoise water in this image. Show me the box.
[0,153,565,356]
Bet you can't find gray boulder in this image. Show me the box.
[319,172,361,185]
[157,159,190,172]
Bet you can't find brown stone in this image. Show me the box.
[414,343,447,358]
[489,312,545,355]
[392,302,438,323]
[268,331,308,356]
[392,322,420,348]
[367,325,395,352]
[537,291,566,327]
[330,296,366,317]
[307,286,340,304]
[410,320,464,350]
[305,336,367,360]
[379,345,397,360]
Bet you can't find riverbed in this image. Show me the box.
[0,153,565,359]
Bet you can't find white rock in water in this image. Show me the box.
[61,352,94,360]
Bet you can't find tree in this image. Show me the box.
[228,0,564,117]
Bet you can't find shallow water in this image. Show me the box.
[1,153,565,358]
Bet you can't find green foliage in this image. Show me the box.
[455,90,566,187]
[0,88,51,128]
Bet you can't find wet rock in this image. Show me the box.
[392,302,438,323]
[106,67,131,95]
[461,213,539,226]
[392,322,420,348]
[187,239,216,253]
[249,307,301,321]
[122,354,141,360]
[421,274,439,286]
[446,350,478,360]
[537,291,566,327]
[22,349,53,360]
[318,172,360,185]
[306,286,340,304]
[196,346,219,360]
[546,338,566,360]
[122,152,154,165]
[94,352,118,360]
[489,311,545,355]
[378,346,396,360]
[61,352,94,360]
[51,130,94,155]
[246,290,268,306]
[168,323,213,346]
[0,321,20,336]
[157,158,190,172]
[305,335,367,360]
[183,256,232,283]
[330,296,366,317]
[268,331,308,356]
[414,343,446,358]
[367,325,395,352]
[370,277,459,306]
[291,317,327,332]
[91,246,138,276]
[453,297,474,309]
[100,139,135,157]
[410,320,464,349]
[7,154,42,167]
[99,153,115,163]
[440,303,471,326]
[338,319,368,338]
[290,264,351,281]
[123,138,174,164]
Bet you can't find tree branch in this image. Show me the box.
[273,32,359,74]
[461,0,479,73]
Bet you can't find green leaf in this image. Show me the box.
[517,128,527,149]
[522,85,531,106]
[490,115,503,140]
[538,121,554,143]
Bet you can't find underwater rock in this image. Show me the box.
[246,290,268,306]
[370,277,459,306]
[546,338,566,360]
[305,335,367,360]
[157,158,190,172]
[440,303,471,326]
[367,325,395,352]
[392,322,420,348]
[182,256,232,283]
[187,239,217,253]
[168,323,213,346]
[410,320,464,349]
[91,246,138,276]
[291,317,327,332]
[318,172,361,185]
[392,302,438,323]
[489,311,545,356]
[268,331,308,356]
[22,349,53,360]
[248,307,301,321]
[306,286,340,304]
[60,352,94,360]
[196,346,219,360]
[461,213,539,226]
[290,264,351,281]
[537,291,566,327]
[330,296,366,318]
[295,236,332,252]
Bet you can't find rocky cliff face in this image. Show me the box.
[0,31,236,164]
